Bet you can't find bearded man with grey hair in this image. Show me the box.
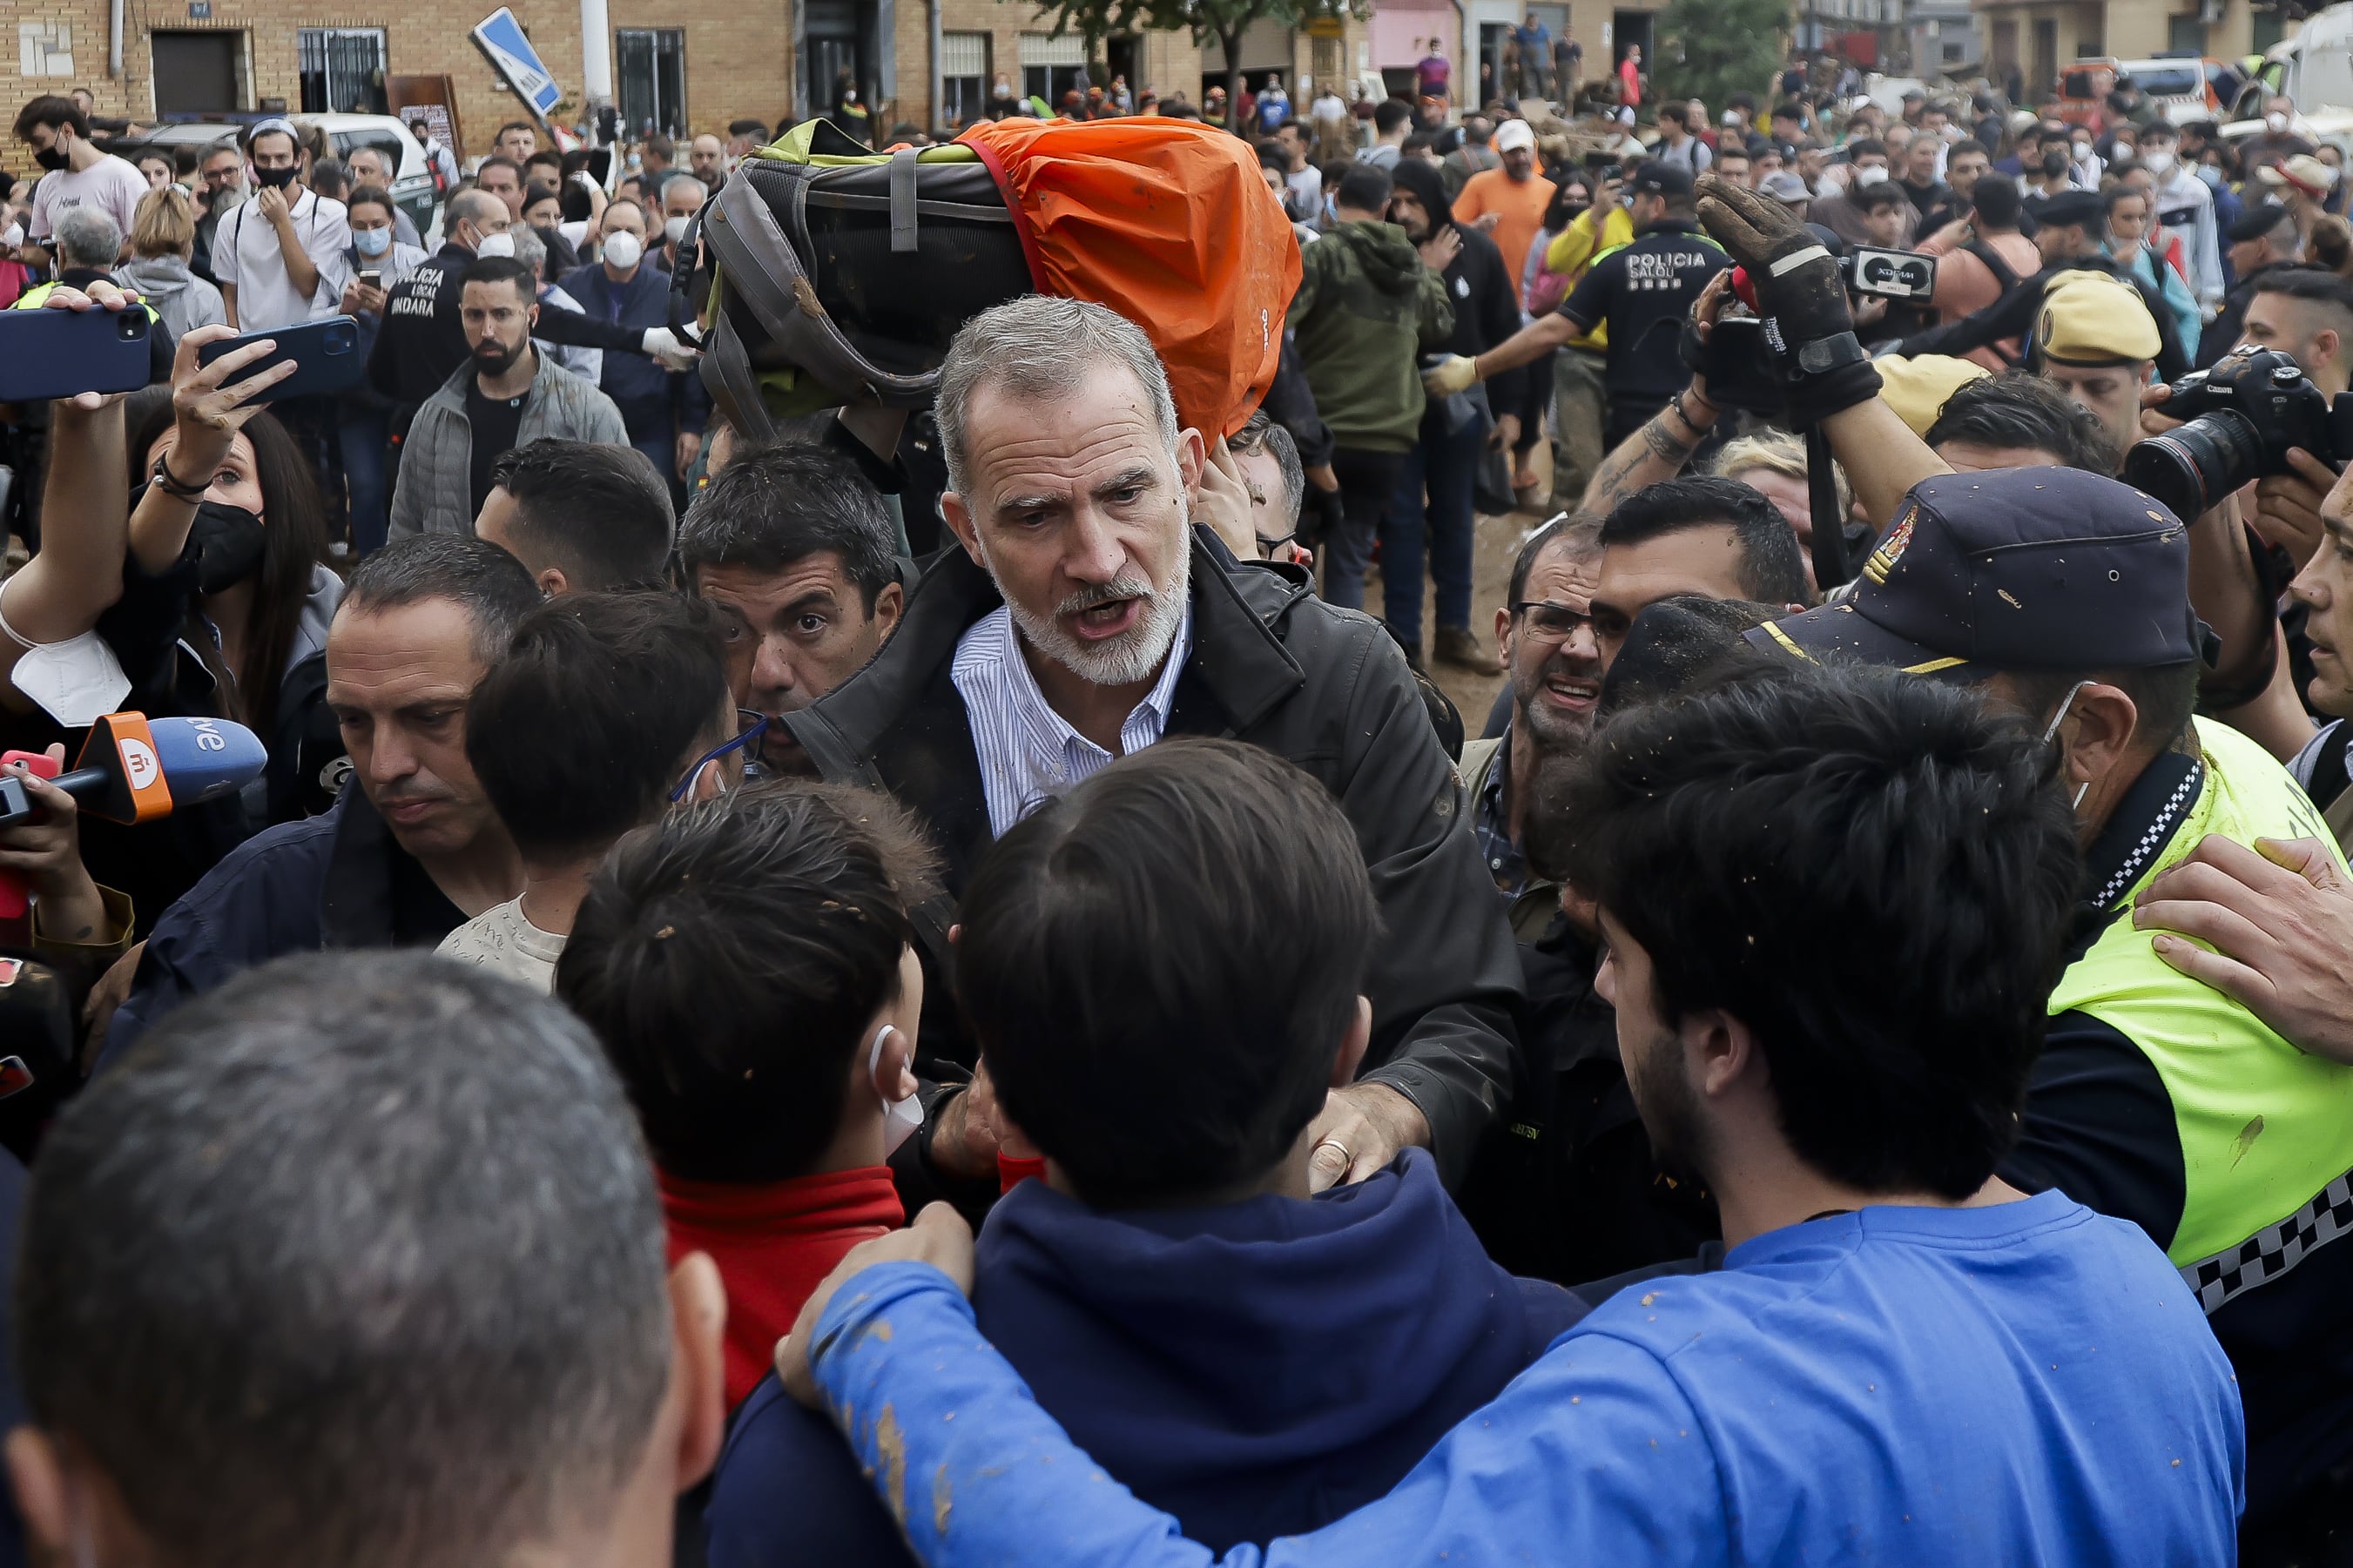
[785,295,1522,1220]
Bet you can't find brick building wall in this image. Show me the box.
[5,0,1360,172]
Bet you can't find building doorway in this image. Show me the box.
[152,30,243,117]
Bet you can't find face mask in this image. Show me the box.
[2195,163,2222,189]
[188,500,268,593]
[0,221,20,248]
[1853,165,1887,186]
[33,145,69,172]
[869,1024,924,1156]
[475,230,516,259]
[2268,112,2289,133]
[664,214,691,246]
[2141,149,2175,176]
[353,225,392,257]
[251,164,298,189]
[600,228,643,271]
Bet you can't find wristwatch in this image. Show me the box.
[148,451,209,501]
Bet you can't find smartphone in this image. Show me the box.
[0,307,152,403]
[357,268,382,291]
[195,314,366,402]
[1702,317,1789,417]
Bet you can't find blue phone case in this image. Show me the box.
[0,307,152,403]
[195,315,367,402]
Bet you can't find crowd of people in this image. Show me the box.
[0,48,2349,1568]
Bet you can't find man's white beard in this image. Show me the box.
[986,525,1192,689]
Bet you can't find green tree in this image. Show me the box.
[1027,0,1370,134]
[1651,0,1790,116]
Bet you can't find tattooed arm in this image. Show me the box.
[1579,384,1722,513]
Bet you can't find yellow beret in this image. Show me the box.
[1872,353,1990,436]
[2036,271,2161,367]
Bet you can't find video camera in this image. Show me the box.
[2122,347,2353,522]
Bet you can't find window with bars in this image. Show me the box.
[941,31,988,128]
[617,28,686,139]
[297,28,388,115]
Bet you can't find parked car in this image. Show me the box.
[2114,56,2233,124]
[2228,3,2353,123]
[299,114,437,238]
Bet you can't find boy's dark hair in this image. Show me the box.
[1849,180,1905,211]
[557,783,941,1182]
[1950,137,1989,159]
[1846,137,1887,161]
[957,738,1379,1206]
[496,121,536,141]
[1336,162,1397,212]
[13,94,87,141]
[1538,662,2081,1198]
[465,591,730,863]
[340,534,543,662]
[1374,98,1413,134]
[727,118,771,140]
[678,440,897,609]
[18,952,671,1568]
[1925,372,2118,474]
[487,439,676,589]
[1599,475,1810,605]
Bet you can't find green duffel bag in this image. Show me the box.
[680,119,1035,439]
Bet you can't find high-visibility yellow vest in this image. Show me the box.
[1542,204,1634,352]
[2049,718,2353,1310]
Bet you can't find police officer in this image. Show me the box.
[1424,160,1728,444]
[1700,173,2353,1558]
[367,187,687,422]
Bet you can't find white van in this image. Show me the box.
[2228,3,2353,121]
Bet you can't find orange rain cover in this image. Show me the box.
[961,117,1302,438]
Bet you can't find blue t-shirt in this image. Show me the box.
[810,1191,2244,1566]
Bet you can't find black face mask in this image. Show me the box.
[188,501,268,593]
[252,164,299,190]
[32,146,68,172]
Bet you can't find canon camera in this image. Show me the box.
[2123,347,2353,521]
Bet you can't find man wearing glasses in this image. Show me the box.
[1455,516,1604,939]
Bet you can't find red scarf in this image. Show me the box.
[660,1165,903,1408]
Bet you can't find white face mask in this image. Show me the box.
[2141,149,2175,176]
[869,1024,924,1156]
[475,230,516,259]
[664,214,691,245]
[2041,680,2093,812]
[600,228,643,271]
[1853,165,1888,186]
[2268,112,2289,133]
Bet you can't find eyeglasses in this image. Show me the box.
[670,709,770,803]
[1511,600,1595,643]
[1256,528,1299,558]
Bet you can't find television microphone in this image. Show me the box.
[0,712,268,919]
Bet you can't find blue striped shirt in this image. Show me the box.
[950,602,1196,839]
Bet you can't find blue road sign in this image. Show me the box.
[471,7,563,123]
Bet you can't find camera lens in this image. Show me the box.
[2121,409,2267,521]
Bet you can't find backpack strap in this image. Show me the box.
[889,146,920,254]
[700,167,940,409]
[1963,238,2020,294]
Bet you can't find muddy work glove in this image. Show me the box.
[1696,177,1881,427]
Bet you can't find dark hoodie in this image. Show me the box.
[1386,158,1529,417]
[702,1150,1585,1565]
[1284,216,1455,452]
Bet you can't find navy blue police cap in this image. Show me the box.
[1744,467,2204,679]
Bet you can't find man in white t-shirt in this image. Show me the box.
[11,94,145,266]
[213,116,352,331]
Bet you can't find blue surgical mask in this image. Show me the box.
[353,225,392,257]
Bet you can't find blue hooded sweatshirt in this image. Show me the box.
[704,1149,1585,1565]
